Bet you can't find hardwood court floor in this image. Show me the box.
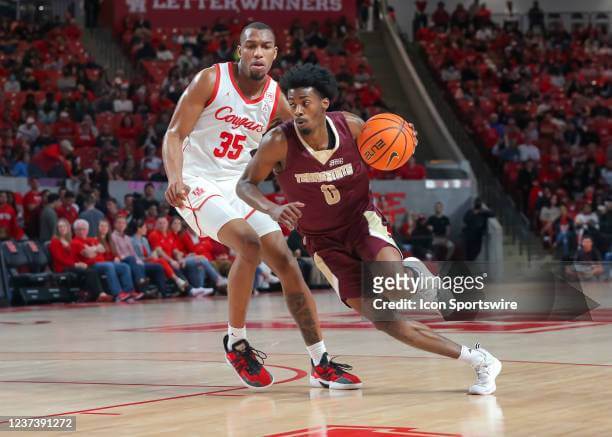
[0,285,611,436]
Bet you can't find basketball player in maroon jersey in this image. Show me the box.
[237,64,502,394]
[163,23,359,389]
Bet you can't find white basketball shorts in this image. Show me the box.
[176,174,280,242]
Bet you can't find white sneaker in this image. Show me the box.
[174,277,188,291]
[468,344,502,395]
[190,287,214,297]
[201,287,215,296]
[216,276,228,287]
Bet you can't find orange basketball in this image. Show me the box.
[357,113,416,171]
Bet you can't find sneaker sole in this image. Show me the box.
[224,356,274,390]
[310,375,362,390]
[469,358,502,395]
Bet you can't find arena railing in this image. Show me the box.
[489,11,611,33]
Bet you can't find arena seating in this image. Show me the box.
[417,14,611,259]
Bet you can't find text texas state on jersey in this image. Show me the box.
[182,62,280,181]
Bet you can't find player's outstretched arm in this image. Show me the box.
[162,67,216,208]
[237,128,303,230]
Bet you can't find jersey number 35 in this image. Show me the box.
[214,131,245,160]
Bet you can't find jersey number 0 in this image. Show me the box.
[214,131,245,160]
[320,184,341,205]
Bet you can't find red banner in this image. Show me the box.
[114,0,356,31]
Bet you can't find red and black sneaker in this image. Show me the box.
[310,353,362,390]
[223,335,274,389]
[130,291,145,301]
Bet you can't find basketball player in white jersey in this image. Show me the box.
[163,22,360,389]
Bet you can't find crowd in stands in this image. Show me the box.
[389,198,496,263]
[0,12,426,197]
[0,176,309,302]
[120,14,426,180]
[416,1,612,269]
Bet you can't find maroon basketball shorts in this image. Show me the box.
[304,209,401,303]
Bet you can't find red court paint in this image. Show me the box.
[266,425,460,436]
[0,361,307,422]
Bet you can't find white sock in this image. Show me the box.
[227,325,247,349]
[458,345,483,366]
[306,341,327,365]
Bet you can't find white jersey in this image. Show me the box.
[182,62,280,181]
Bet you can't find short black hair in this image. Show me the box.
[280,63,338,102]
[240,22,275,43]
[48,193,60,203]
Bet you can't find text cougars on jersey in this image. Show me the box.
[149,0,343,12]
[215,106,264,133]
[295,163,354,183]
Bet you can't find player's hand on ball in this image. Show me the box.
[165,180,191,208]
[269,202,305,230]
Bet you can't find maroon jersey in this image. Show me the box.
[276,112,374,237]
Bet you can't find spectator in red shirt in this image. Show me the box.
[23,177,42,238]
[482,119,500,149]
[0,191,24,240]
[49,218,112,302]
[74,119,97,148]
[343,29,364,55]
[53,111,78,142]
[29,140,73,178]
[143,204,158,234]
[56,190,78,224]
[359,81,382,107]
[396,157,427,180]
[451,3,470,29]
[149,216,211,296]
[173,218,227,290]
[71,218,135,302]
[210,237,231,260]
[96,218,118,262]
[432,2,451,30]
[64,17,82,40]
[474,4,492,28]
[117,114,139,143]
[178,226,214,260]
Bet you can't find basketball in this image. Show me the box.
[357,113,417,171]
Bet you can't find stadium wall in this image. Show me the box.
[103,0,357,32]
